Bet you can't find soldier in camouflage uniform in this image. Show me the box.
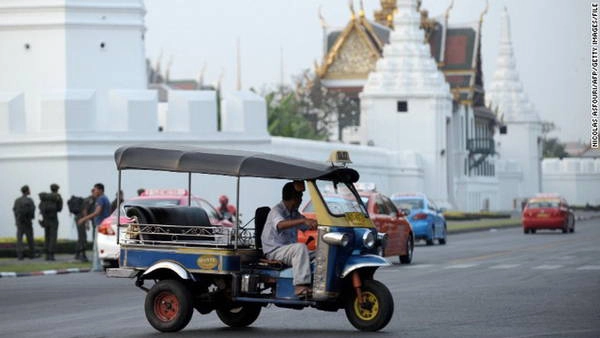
[39,183,63,261]
[13,185,36,260]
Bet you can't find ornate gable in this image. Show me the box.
[318,17,383,81]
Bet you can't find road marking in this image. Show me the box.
[489,264,521,269]
[405,264,436,269]
[576,265,600,270]
[445,263,479,269]
[533,265,563,270]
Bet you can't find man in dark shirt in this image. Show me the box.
[13,185,36,260]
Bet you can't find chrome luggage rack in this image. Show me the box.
[120,223,256,248]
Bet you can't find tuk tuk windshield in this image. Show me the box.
[316,181,368,217]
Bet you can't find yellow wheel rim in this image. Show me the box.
[353,291,379,321]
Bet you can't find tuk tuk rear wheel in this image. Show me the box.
[216,303,262,328]
[344,280,393,332]
[144,279,194,332]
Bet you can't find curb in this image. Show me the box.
[448,222,522,235]
[449,213,600,235]
[0,268,91,278]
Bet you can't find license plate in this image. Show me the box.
[537,214,549,218]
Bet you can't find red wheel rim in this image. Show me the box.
[153,291,180,322]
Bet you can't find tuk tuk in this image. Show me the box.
[107,144,393,332]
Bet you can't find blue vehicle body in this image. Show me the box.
[391,194,447,245]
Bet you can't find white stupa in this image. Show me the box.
[488,7,543,197]
[359,0,452,205]
[487,8,540,123]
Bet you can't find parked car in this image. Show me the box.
[302,187,414,264]
[522,194,575,234]
[97,189,233,268]
[391,193,447,245]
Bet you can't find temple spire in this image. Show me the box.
[487,7,540,122]
[235,38,241,91]
[362,0,450,98]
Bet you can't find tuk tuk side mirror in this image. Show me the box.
[399,209,410,217]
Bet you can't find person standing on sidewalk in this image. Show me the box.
[77,183,111,232]
[13,185,36,260]
[39,183,63,261]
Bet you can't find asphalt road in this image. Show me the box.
[1,219,599,338]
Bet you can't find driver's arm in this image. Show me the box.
[277,218,317,231]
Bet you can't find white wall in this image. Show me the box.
[542,158,600,205]
[496,121,543,198]
[360,96,450,205]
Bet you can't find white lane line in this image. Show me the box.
[405,264,436,269]
[444,264,479,269]
[576,265,600,270]
[533,265,563,270]
[489,264,521,269]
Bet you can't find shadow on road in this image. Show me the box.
[125,327,396,337]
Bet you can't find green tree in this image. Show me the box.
[265,86,326,140]
[542,138,569,158]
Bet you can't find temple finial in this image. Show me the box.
[444,0,454,21]
[359,0,365,18]
[349,0,356,19]
[318,5,328,29]
[479,0,489,25]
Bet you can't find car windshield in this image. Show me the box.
[527,201,560,208]
[392,198,424,210]
[316,182,368,217]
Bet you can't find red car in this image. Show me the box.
[522,195,575,234]
[301,190,414,264]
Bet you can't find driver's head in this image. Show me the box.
[282,182,303,209]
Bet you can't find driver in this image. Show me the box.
[261,181,317,299]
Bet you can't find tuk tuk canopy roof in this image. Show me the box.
[114,144,360,183]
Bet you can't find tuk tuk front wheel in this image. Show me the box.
[216,303,262,328]
[144,279,194,333]
[344,280,393,332]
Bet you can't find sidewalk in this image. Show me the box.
[447,210,600,234]
[0,251,93,278]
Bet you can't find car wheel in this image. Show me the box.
[216,303,261,328]
[344,280,394,332]
[399,236,413,264]
[426,225,434,245]
[145,279,194,333]
[569,214,575,233]
[523,228,529,234]
[562,220,568,234]
[531,229,536,234]
[438,226,447,245]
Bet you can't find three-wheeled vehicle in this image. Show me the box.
[107,145,394,332]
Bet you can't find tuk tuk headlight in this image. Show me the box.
[322,232,350,247]
[362,231,375,249]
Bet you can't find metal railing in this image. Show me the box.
[121,223,256,248]
[467,138,495,154]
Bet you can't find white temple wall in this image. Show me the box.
[361,96,450,205]
[496,159,524,210]
[496,122,543,198]
[542,158,600,205]
[454,176,500,212]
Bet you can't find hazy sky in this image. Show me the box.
[144,0,587,143]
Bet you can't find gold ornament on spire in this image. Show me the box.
[374,0,396,28]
